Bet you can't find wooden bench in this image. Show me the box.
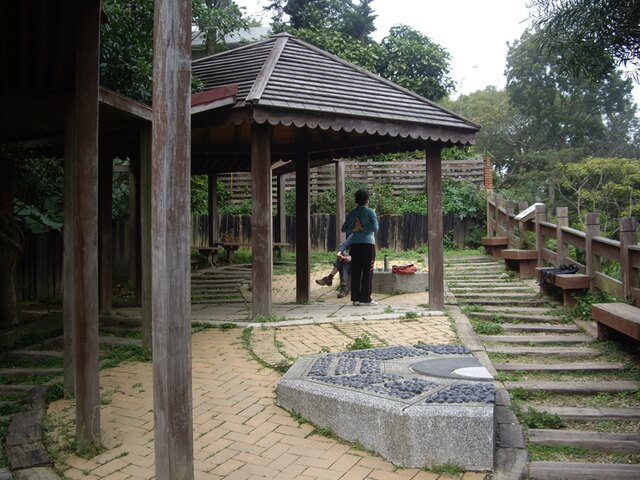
[481,237,508,258]
[212,242,291,261]
[501,249,537,279]
[537,268,590,307]
[592,303,640,342]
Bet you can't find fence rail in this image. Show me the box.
[484,196,640,306]
[213,157,490,204]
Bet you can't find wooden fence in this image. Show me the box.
[483,195,640,305]
[18,213,474,301]
[212,157,491,204]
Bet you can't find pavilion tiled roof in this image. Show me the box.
[192,34,479,145]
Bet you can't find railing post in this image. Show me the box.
[486,193,494,238]
[619,217,638,302]
[495,195,504,237]
[535,203,546,267]
[585,213,600,294]
[517,201,528,249]
[506,201,515,248]
[556,207,568,266]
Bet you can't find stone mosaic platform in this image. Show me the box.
[276,344,495,470]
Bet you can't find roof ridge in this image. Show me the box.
[246,35,289,103]
[191,35,277,64]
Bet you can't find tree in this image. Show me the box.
[530,0,640,82]
[377,25,454,101]
[505,29,638,157]
[101,0,250,103]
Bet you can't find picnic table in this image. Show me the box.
[195,242,290,263]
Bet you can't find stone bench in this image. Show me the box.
[481,236,508,258]
[501,249,538,279]
[592,303,640,342]
[537,268,590,307]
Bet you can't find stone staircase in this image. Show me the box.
[191,265,251,304]
[445,255,640,480]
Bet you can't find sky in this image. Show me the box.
[234,0,640,105]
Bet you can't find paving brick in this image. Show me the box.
[340,465,374,480]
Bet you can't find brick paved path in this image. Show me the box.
[49,317,488,480]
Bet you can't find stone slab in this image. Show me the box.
[372,271,428,294]
[277,345,495,470]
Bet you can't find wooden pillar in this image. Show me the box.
[63,102,75,395]
[534,204,546,267]
[151,0,194,478]
[251,122,273,317]
[505,201,515,248]
[335,161,345,249]
[556,207,569,266]
[129,159,142,303]
[296,149,311,303]
[98,154,113,315]
[277,174,287,244]
[140,127,152,352]
[585,213,600,294]
[72,0,101,446]
[426,144,444,311]
[619,217,637,302]
[207,172,219,246]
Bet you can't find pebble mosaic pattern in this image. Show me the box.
[306,344,495,404]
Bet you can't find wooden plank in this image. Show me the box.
[503,380,639,394]
[529,462,640,480]
[501,249,538,260]
[529,429,640,453]
[494,362,625,372]
[151,0,194,478]
[481,237,508,246]
[551,273,590,289]
[592,302,640,340]
[525,405,640,421]
[295,148,311,304]
[481,334,593,344]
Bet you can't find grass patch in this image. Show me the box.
[528,444,588,462]
[403,311,419,319]
[425,463,465,477]
[519,407,565,429]
[99,344,152,370]
[347,334,373,351]
[470,319,504,335]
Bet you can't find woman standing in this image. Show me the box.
[341,189,379,306]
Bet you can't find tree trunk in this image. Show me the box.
[0,159,24,328]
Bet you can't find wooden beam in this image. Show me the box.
[296,149,311,303]
[426,144,444,310]
[277,174,287,244]
[251,122,273,317]
[335,161,345,249]
[72,0,101,447]
[151,0,194,478]
[208,172,220,245]
[98,153,113,315]
[140,126,152,352]
[63,101,75,395]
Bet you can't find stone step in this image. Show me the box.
[0,367,63,377]
[529,429,640,453]
[529,462,640,480]
[523,405,640,421]
[455,298,550,307]
[192,298,246,304]
[480,334,593,344]
[494,362,626,372]
[486,346,600,357]
[0,385,34,393]
[447,281,516,287]
[468,312,562,323]
[445,273,509,279]
[449,286,534,292]
[455,292,541,298]
[503,380,639,394]
[502,324,580,334]
[482,306,561,314]
[98,336,142,346]
[5,350,63,360]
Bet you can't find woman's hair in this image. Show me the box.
[354,188,370,206]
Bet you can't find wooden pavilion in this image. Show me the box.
[191,33,480,316]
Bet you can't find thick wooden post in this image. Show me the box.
[619,217,637,302]
[151,0,194,478]
[140,127,152,352]
[335,161,345,249]
[98,155,113,315]
[585,213,600,294]
[251,122,273,317]
[277,174,287,244]
[296,149,311,303]
[505,201,515,248]
[73,0,101,446]
[63,102,75,395]
[208,172,219,246]
[556,207,568,266]
[129,159,142,303]
[534,204,546,267]
[426,144,444,311]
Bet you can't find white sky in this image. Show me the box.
[235,0,640,105]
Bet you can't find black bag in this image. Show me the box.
[537,264,579,285]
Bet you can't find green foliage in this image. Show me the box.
[530,0,640,82]
[470,319,504,336]
[14,156,63,233]
[442,178,487,220]
[346,334,373,350]
[520,407,565,429]
[571,291,617,320]
[425,464,465,476]
[100,344,152,370]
